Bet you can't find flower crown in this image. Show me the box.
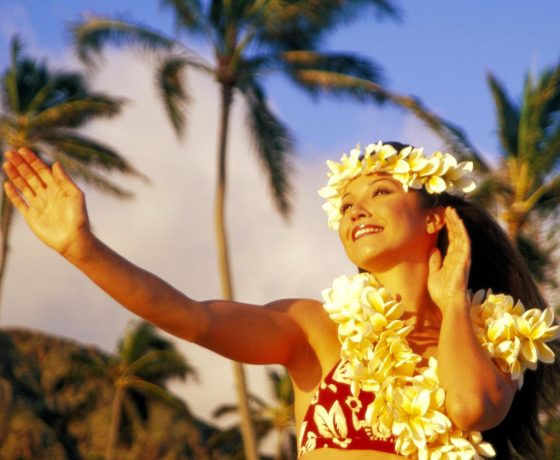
[318,141,477,230]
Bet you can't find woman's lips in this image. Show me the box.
[352,224,384,241]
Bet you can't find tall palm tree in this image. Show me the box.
[66,320,197,460]
[484,63,560,241]
[0,36,141,312]
[464,62,560,285]
[213,367,296,460]
[69,2,474,457]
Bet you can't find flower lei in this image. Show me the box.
[322,273,559,460]
[318,142,477,230]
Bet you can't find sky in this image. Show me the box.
[0,0,559,450]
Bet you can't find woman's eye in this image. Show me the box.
[341,203,352,213]
[371,187,390,197]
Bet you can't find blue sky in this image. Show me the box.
[1,0,560,442]
[2,1,560,159]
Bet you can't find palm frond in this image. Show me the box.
[532,173,560,212]
[289,68,380,102]
[212,393,267,419]
[266,367,293,403]
[38,132,139,175]
[486,72,520,157]
[518,72,543,165]
[467,174,509,212]
[259,0,400,48]
[540,63,560,124]
[212,403,241,419]
[281,50,384,101]
[124,377,185,408]
[2,36,25,114]
[51,153,135,198]
[155,55,192,137]
[70,15,175,65]
[127,350,195,384]
[29,96,123,130]
[537,126,560,178]
[119,321,162,360]
[531,65,560,177]
[240,80,294,218]
[159,0,206,31]
[289,69,484,166]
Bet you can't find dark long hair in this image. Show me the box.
[420,189,560,459]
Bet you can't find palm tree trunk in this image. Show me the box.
[0,192,14,320]
[215,82,259,460]
[107,385,125,460]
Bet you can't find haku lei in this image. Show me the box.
[322,273,559,459]
[318,142,477,230]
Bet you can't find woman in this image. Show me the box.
[3,143,559,459]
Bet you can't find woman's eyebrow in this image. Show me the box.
[342,177,394,199]
[368,177,394,187]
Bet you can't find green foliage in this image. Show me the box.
[0,35,141,195]
[213,367,296,459]
[464,62,560,288]
[0,326,242,459]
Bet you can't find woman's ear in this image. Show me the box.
[426,206,446,234]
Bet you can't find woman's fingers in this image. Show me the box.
[445,208,470,257]
[3,181,29,215]
[5,149,47,193]
[19,148,55,187]
[443,207,471,282]
[3,159,35,204]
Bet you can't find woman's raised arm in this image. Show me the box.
[3,148,316,369]
[428,208,516,431]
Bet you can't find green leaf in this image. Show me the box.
[487,72,520,157]
[155,55,192,137]
[241,80,294,217]
[70,15,175,65]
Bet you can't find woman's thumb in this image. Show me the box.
[428,248,442,273]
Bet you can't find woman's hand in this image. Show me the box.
[3,148,91,259]
[427,207,471,314]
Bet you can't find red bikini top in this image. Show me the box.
[298,360,396,457]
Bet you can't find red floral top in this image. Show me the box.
[298,360,396,458]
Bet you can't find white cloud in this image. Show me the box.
[2,52,353,436]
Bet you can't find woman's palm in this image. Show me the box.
[4,149,89,256]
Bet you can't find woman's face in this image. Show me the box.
[337,173,438,272]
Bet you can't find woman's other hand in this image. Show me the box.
[427,207,471,314]
[3,148,91,259]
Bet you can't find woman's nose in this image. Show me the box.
[350,200,371,221]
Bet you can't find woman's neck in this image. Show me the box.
[370,260,441,328]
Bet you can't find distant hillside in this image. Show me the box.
[0,328,244,460]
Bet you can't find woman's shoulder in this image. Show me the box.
[273,298,340,384]
[268,297,332,326]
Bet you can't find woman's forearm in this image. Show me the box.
[437,300,515,431]
[64,231,210,341]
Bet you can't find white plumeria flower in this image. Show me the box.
[322,272,555,459]
[318,142,477,230]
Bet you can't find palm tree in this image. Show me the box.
[484,63,560,240]
[69,2,476,457]
[464,62,560,285]
[66,320,197,460]
[213,367,296,460]
[0,36,141,312]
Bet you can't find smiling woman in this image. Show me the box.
[3,143,559,460]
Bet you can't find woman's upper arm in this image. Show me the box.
[178,297,320,367]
